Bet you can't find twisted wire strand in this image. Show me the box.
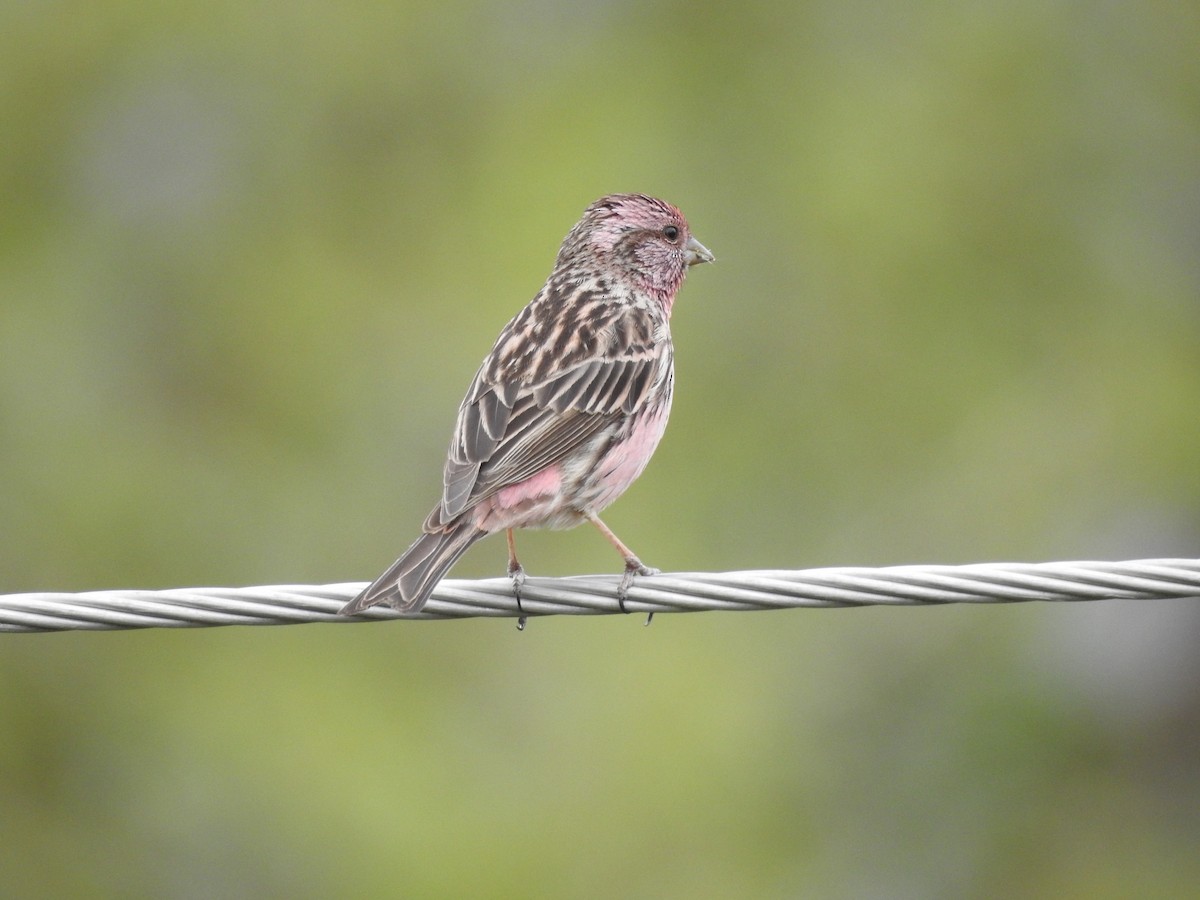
[2,559,1198,633]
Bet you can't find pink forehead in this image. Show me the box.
[583,194,687,250]
[589,193,684,225]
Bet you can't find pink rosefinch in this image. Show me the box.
[340,194,713,621]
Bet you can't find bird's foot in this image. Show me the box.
[618,558,659,623]
[509,559,527,630]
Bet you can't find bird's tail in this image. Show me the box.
[340,523,484,616]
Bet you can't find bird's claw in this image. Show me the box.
[618,559,659,617]
[509,560,527,631]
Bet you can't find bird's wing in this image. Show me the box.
[430,296,666,526]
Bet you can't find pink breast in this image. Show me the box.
[588,404,670,511]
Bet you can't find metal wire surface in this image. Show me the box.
[2,559,1198,633]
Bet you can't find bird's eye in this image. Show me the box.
[663,225,680,241]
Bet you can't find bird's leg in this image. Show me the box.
[507,528,527,630]
[584,512,659,621]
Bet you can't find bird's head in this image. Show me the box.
[557,194,713,313]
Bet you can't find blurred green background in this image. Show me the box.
[3,1,1199,896]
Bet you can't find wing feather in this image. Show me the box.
[433,298,666,523]
[473,405,619,495]
[579,358,628,411]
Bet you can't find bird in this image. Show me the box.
[340,193,713,623]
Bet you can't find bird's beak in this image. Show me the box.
[685,236,715,267]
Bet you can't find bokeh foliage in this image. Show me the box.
[3,1,1199,896]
